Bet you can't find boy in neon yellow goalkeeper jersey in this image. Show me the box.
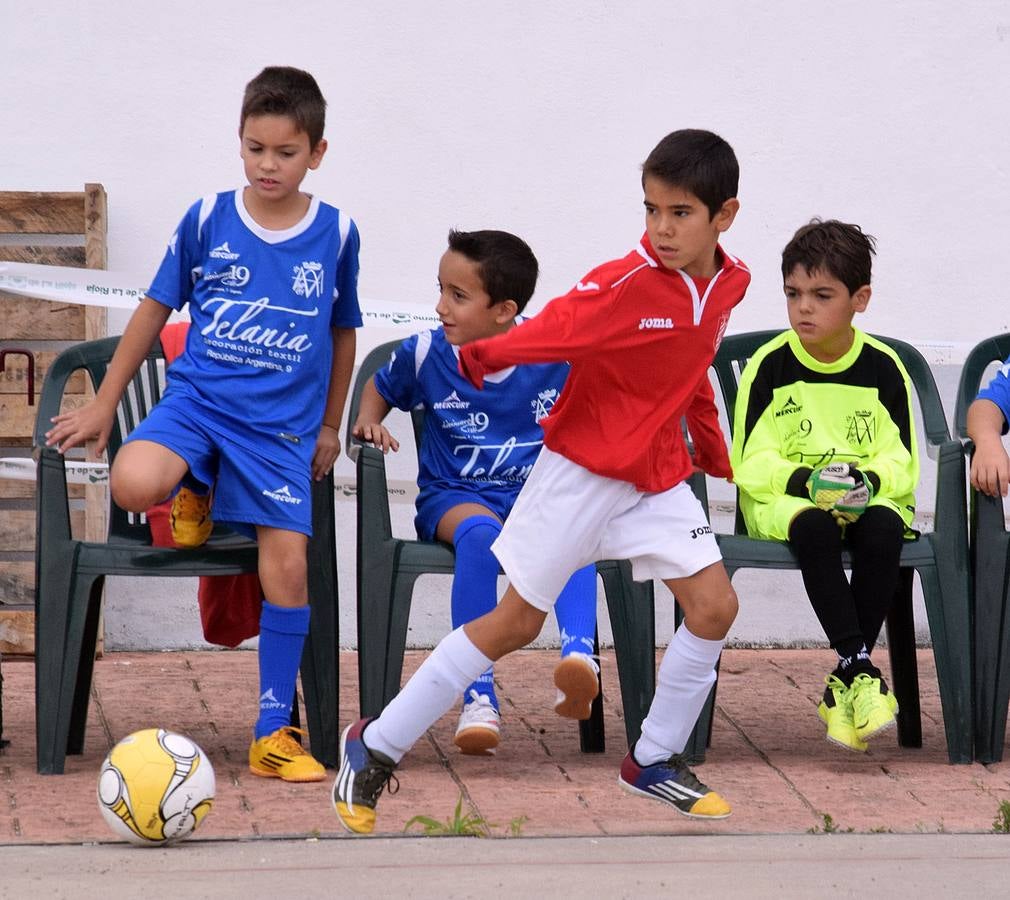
[731,219,917,753]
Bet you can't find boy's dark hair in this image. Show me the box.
[240,67,326,148]
[447,229,539,312]
[641,129,739,218]
[781,219,877,294]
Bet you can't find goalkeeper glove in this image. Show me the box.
[806,463,855,510]
[832,466,875,524]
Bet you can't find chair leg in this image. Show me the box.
[673,600,718,765]
[357,545,398,718]
[598,560,655,749]
[972,517,1010,764]
[919,562,974,764]
[383,573,421,707]
[578,628,606,753]
[885,570,922,749]
[300,481,340,768]
[35,546,79,774]
[36,562,94,775]
[66,578,106,756]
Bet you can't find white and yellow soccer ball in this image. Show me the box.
[97,728,215,845]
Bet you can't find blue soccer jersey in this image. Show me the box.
[978,356,1010,434]
[374,326,570,513]
[147,190,362,471]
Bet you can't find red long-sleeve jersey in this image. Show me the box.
[459,235,750,492]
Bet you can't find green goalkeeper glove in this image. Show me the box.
[806,463,855,510]
[832,466,875,524]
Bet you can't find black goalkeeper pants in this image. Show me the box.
[788,505,905,660]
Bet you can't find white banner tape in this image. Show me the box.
[0,457,109,485]
[0,261,439,330]
[0,457,417,503]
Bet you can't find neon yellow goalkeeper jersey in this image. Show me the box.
[730,328,918,540]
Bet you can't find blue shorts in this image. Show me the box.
[124,393,313,537]
[414,487,518,542]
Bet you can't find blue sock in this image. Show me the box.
[554,564,597,658]
[254,600,311,740]
[452,515,502,711]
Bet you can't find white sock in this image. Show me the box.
[634,625,723,765]
[364,627,493,762]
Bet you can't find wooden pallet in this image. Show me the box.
[0,185,107,655]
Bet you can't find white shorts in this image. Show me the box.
[492,447,723,612]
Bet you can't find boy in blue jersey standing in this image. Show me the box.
[352,229,599,755]
[45,66,362,782]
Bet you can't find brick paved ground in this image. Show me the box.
[1,648,1007,844]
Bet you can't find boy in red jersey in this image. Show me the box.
[335,130,749,833]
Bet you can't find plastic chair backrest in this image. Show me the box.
[714,329,949,535]
[716,330,950,447]
[954,334,1010,439]
[346,339,426,454]
[32,334,171,543]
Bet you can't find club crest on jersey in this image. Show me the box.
[292,261,324,299]
[639,317,674,330]
[532,388,558,422]
[714,312,730,351]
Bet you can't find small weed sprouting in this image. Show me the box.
[993,800,1010,833]
[808,813,853,834]
[507,815,528,837]
[404,793,492,837]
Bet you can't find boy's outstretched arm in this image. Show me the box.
[45,297,172,455]
[685,373,732,479]
[350,378,399,453]
[967,397,1010,497]
[313,326,357,480]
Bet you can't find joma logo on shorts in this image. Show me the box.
[690,525,713,539]
[639,317,674,330]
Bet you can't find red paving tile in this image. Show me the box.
[1,647,1008,844]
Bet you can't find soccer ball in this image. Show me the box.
[97,728,215,845]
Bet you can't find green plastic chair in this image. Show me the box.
[954,334,1010,763]
[347,340,657,752]
[684,330,973,764]
[32,336,340,774]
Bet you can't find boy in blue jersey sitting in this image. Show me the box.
[967,361,1010,498]
[352,229,599,755]
[45,66,362,782]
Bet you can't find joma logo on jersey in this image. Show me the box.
[775,396,802,417]
[292,261,324,299]
[210,242,241,260]
[532,388,558,422]
[639,317,674,330]
[690,525,713,539]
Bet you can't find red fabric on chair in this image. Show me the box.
[148,322,262,647]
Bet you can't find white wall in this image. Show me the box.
[5,1,1007,648]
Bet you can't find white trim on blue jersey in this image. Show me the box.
[147,189,362,471]
[978,357,1010,433]
[373,327,569,507]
